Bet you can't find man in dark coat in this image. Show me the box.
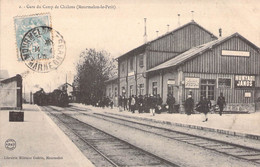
[217,92,226,116]
[184,95,194,115]
[197,96,211,122]
[143,94,149,113]
[138,95,144,113]
[148,94,157,116]
[128,96,132,112]
[166,94,175,113]
[156,94,163,114]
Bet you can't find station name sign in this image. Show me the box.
[235,75,255,88]
[222,50,250,57]
[185,77,200,89]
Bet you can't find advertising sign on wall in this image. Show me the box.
[185,77,200,89]
[235,75,255,88]
[222,50,250,57]
[167,79,175,85]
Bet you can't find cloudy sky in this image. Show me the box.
[0,0,259,93]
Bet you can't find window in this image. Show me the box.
[139,54,144,68]
[130,85,133,96]
[201,79,215,100]
[130,57,134,71]
[121,63,125,73]
[152,82,157,95]
[138,84,144,95]
[167,79,175,95]
[168,84,174,95]
[218,78,231,88]
[114,87,118,97]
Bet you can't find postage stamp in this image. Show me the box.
[14,14,66,73]
[20,26,66,73]
[14,13,52,61]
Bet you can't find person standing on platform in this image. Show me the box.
[128,96,132,111]
[138,95,144,113]
[197,96,211,122]
[217,92,226,116]
[148,94,156,116]
[166,94,175,113]
[143,94,149,113]
[130,95,136,113]
[156,94,163,114]
[184,94,194,115]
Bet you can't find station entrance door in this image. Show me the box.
[255,88,260,112]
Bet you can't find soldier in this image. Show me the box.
[148,94,156,116]
[197,96,211,122]
[184,94,194,115]
[217,92,226,116]
[166,94,175,113]
[128,96,132,111]
[122,95,127,111]
[130,95,136,113]
[156,94,163,114]
[143,94,149,113]
[138,95,144,113]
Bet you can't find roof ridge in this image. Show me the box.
[147,32,259,73]
[116,21,217,60]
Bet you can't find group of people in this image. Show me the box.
[96,96,114,109]
[118,94,176,116]
[184,92,226,122]
[98,92,226,122]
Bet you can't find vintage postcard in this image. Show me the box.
[0,0,260,167]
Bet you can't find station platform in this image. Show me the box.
[72,103,260,141]
[0,104,94,167]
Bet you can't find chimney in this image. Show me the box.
[219,28,222,37]
[167,24,170,33]
[143,18,147,43]
[156,31,159,38]
[178,14,181,26]
[191,11,194,21]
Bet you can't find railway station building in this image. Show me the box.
[106,21,260,112]
[104,76,118,107]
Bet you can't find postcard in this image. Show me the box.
[0,0,260,167]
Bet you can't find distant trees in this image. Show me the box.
[73,49,117,104]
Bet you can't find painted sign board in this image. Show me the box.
[245,92,251,98]
[235,75,255,88]
[185,77,200,89]
[222,50,250,57]
[167,79,175,85]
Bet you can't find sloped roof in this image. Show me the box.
[104,76,118,83]
[147,33,260,73]
[0,74,21,84]
[116,21,217,60]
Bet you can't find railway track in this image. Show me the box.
[66,105,260,165]
[42,106,179,167]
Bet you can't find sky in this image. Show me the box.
[0,0,260,93]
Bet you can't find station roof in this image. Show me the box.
[104,75,118,83]
[0,74,21,84]
[116,21,218,60]
[147,33,260,73]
